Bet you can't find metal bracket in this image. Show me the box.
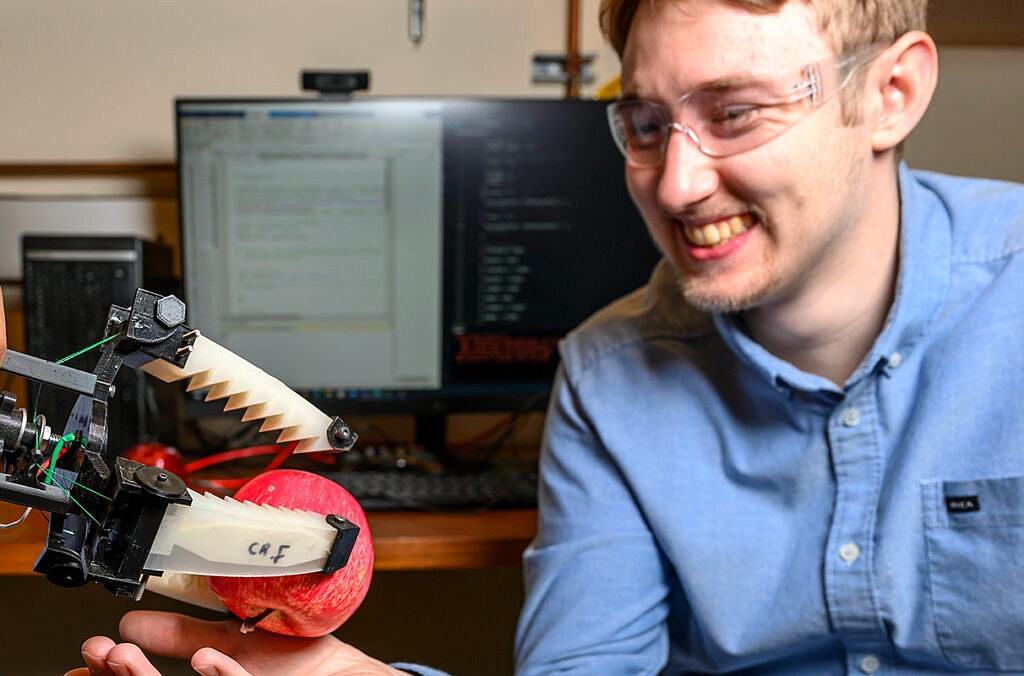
[531,53,595,85]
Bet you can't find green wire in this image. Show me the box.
[43,465,111,501]
[26,332,125,523]
[32,331,125,450]
[43,433,78,486]
[55,332,123,365]
[35,464,107,526]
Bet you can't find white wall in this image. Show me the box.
[0,0,617,162]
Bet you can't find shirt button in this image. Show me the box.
[842,407,862,427]
[888,351,903,368]
[859,653,881,673]
[839,542,861,563]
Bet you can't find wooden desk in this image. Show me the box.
[369,508,537,570]
[0,501,537,575]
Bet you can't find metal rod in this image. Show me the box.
[409,0,424,44]
[0,350,97,396]
[565,0,581,98]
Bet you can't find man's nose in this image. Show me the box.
[656,125,719,211]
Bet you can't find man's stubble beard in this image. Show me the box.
[675,265,780,314]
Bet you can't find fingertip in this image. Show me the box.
[118,609,182,644]
[82,634,117,655]
[117,609,153,636]
[104,643,162,676]
[80,635,117,673]
[191,647,223,676]
[119,609,165,629]
[192,646,249,676]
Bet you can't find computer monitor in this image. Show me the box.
[175,97,660,450]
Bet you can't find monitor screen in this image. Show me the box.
[175,97,660,423]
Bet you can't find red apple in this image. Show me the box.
[121,442,189,482]
[209,469,374,637]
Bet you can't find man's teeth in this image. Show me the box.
[685,214,753,247]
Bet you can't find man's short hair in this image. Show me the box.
[600,0,928,57]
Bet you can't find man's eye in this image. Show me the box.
[633,120,664,137]
[710,104,762,126]
[623,109,667,147]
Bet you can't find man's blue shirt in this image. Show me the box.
[515,165,1024,674]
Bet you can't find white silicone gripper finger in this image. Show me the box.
[140,333,337,454]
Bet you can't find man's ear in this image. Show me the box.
[870,30,938,152]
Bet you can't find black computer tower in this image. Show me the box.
[21,235,176,454]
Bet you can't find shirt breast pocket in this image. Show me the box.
[923,476,1024,671]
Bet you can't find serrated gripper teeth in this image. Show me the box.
[259,413,291,434]
[139,334,340,454]
[274,425,309,443]
[186,371,221,391]
[241,402,280,422]
[223,392,259,412]
[206,380,247,401]
[294,437,322,453]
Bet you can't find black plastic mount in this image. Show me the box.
[34,457,193,597]
[327,416,359,451]
[322,514,361,574]
[112,289,195,370]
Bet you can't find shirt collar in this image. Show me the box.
[714,163,952,392]
[862,162,951,378]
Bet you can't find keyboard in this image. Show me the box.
[323,468,538,511]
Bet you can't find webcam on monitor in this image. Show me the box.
[301,70,370,96]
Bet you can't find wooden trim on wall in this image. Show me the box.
[0,162,174,176]
[0,162,177,199]
[928,0,1024,46]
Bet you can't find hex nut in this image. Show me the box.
[155,295,187,328]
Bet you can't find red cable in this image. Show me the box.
[187,441,298,494]
[35,445,69,478]
[184,443,295,473]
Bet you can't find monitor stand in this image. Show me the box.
[414,411,448,459]
[412,411,483,471]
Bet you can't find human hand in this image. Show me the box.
[63,610,407,676]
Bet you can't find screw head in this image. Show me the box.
[155,295,187,329]
[136,464,187,498]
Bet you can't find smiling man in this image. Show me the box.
[515,0,1024,673]
[614,0,908,383]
